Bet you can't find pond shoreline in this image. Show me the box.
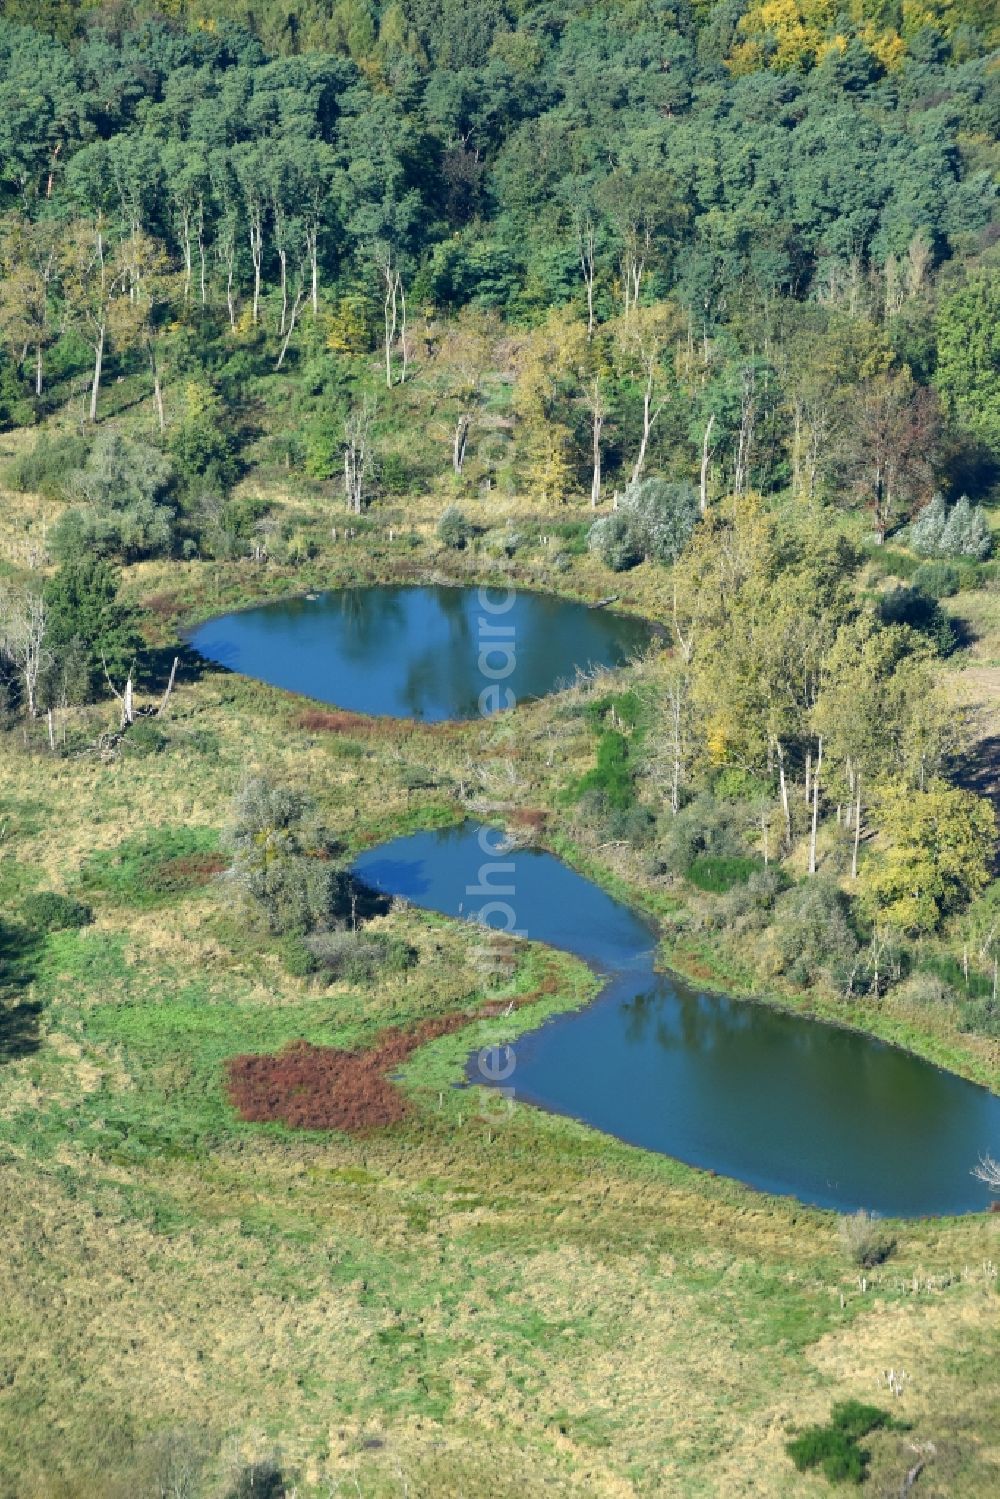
[352,823,1000,1217]
[139,561,999,1108]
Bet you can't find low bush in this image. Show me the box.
[917,952,994,1000]
[910,492,992,560]
[770,879,859,987]
[911,560,961,598]
[606,803,658,846]
[6,433,90,497]
[223,778,341,934]
[957,993,1000,1037]
[584,689,645,733]
[878,585,956,656]
[302,929,417,983]
[122,720,168,758]
[588,478,698,572]
[863,544,919,581]
[661,793,753,872]
[225,1455,285,1499]
[712,766,774,801]
[786,1400,899,1486]
[838,1209,895,1267]
[708,866,787,933]
[896,971,959,1009]
[50,429,176,563]
[21,891,92,933]
[437,505,472,549]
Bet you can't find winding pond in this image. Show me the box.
[353,823,1000,1217]
[188,584,654,720]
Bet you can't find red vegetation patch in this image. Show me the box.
[226,972,564,1132]
[226,1015,465,1132]
[509,808,548,830]
[297,708,375,735]
[142,592,180,619]
[157,852,228,887]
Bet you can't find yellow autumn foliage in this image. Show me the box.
[729,0,908,74]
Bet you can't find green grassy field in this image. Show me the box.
[1,469,998,1498]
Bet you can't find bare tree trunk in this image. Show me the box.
[699,412,715,514]
[776,739,791,850]
[305,222,319,314]
[808,736,823,875]
[275,285,305,369]
[631,365,664,487]
[278,247,288,335]
[157,656,179,717]
[47,708,55,752]
[852,776,862,879]
[733,364,755,497]
[343,398,374,514]
[399,278,408,384]
[148,342,164,433]
[248,207,263,325]
[578,217,596,337]
[35,345,43,397]
[381,257,400,388]
[179,205,192,306]
[89,324,105,422]
[790,400,802,498]
[197,199,207,305]
[662,671,687,815]
[591,404,603,508]
[453,413,470,475]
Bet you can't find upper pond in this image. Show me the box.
[353,823,1000,1217]
[187,584,654,720]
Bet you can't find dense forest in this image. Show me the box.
[2,2,1000,975]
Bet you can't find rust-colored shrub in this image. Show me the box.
[510,808,547,830]
[142,592,179,619]
[226,1015,465,1132]
[226,965,565,1132]
[157,853,228,887]
[297,709,374,735]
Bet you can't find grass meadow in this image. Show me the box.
[0,466,998,1497]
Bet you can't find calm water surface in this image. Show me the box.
[188,585,653,719]
[353,824,1000,1217]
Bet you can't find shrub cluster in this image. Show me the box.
[437,505,473,549]
[838,1209,895,1268]
[878,584,956,655]
[223,778,342,936]
[21,891,92,933]
[786,1400,900,1486]
[769,879,859,988]
[909,493,992,561]
[288,929,417,983]
[588,478,699,572]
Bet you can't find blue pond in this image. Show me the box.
[353,823,1000,1217]
[187,584,653,720]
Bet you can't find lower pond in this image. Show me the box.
[187,584,653,720]
[352,823,1000,1217]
